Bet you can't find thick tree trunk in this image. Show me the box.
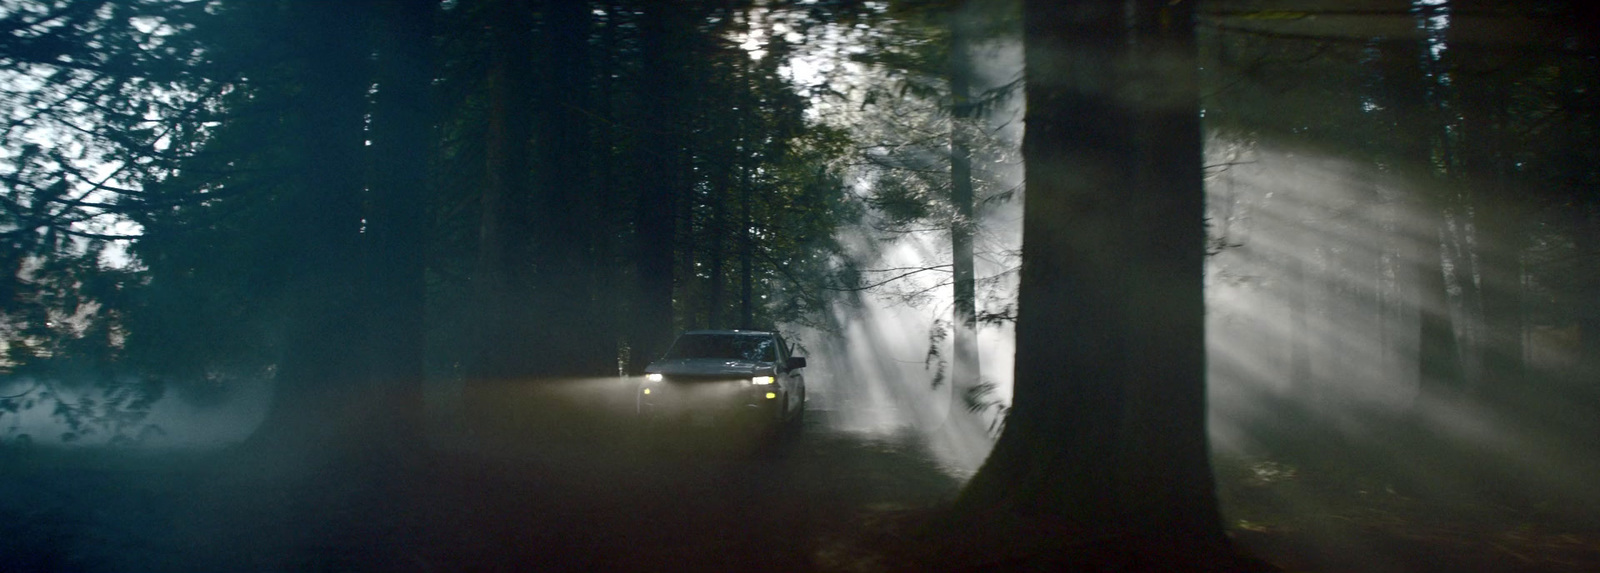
[1577,5,1600,385]
[1116,0,1221,538]
[1382,32,1465,402]
[246,0,372,459]
[1446,29,1524,394]
[630,4,687,372]
[956,0,1228,560]
[473,0,538,382]
[707,138,731,329]
[363,0,436,456]
[536,0,610,377]
[594,1,626,374]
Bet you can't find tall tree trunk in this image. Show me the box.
[536,0,609,377]
[594,1,625,374]
[1445,205,1486,391]
[473,0,537,383]
[630,4,687,372]
[677,54,701,332]
[1378,192,1400,375]
[1287,253,1313,389]
[248,0,372,457]
[1571,5,1600,386]
[1476,197,1524,390]
[1413,190,1463,399]
[739,69,756,330]
[956,0,1229,560]
[461,0,538,435]
[363,0,437,454]
[1115,0,1221,539]
[1377,30,1465,402]
[707,138,731,329]
[739,151,754,330]
[679,147,700,330]
[1445,19,1525,395]
[947,0,983,432]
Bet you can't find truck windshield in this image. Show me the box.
[662,334,776,362]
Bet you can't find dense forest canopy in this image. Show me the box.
[1,0,860,417]
[1,0,1598,571]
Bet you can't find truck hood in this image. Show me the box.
[647,359,776,378]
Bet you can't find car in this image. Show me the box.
[638,329,807,431]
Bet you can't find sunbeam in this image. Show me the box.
[1205,128,1600,570]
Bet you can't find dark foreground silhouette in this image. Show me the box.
[2,380,1596,572]
[1,378,968,572]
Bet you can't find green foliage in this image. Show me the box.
[4,0,862,383]
[746,124,860,327]
[0,0,986,429]
[819,0,1022,260]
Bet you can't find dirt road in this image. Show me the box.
[1,380,964,572]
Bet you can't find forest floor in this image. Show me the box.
[0,379,970,572]
[1,379,1597,572]
[1215,454,1600,573]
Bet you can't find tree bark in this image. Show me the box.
[956,0,1227,557]
[630,3,688,372]
[536,0,609,377]
[707,92,733,328]
[1445,22,1525,394]
[739,70,756,330]
[740,147,755,330]
[473,0,538,382]
[1374,33,1464,402]
[363,0,436,455]
[593,1,626,374]
[246,0,372,458]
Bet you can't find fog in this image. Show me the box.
[0,375,269,449]
[1202,133,1600,570]
[4,2,1599,570]
[792,223,1018,476]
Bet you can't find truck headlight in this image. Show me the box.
[751,375,775,385]
[645,373,663,382]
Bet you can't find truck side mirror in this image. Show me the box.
[786,356,807,370]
